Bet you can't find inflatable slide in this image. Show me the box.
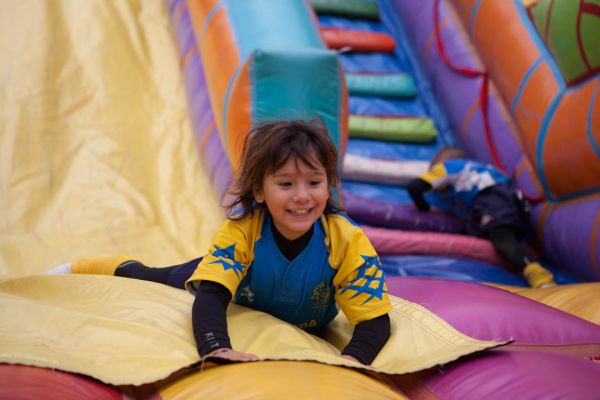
[1,0,599,398]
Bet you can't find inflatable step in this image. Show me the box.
[364,227,506,267]
[346,73,416,98]
[342,153,429,185]
[342,191,466,233]
[310,0,380,20]
[349,115,437,142]
[320,27,395,52]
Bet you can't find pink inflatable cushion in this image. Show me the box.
[391,349,600,400]
[387,276,600,358]
[364,226,509,268]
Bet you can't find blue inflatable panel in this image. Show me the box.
[380,255,529,286]
[339,53,403,74]
[380,256,582,286]
[349,96,427,117]
[317,15,387,32]
[542,262,582,285]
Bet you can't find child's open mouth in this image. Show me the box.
[288,208,312,216]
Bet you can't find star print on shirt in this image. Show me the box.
[208,243,245,277]
[340,255,387,304]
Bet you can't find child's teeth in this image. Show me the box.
[291,209,309,215]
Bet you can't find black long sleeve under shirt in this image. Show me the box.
[193,220,390,365]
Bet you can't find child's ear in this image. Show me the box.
[253,188,264,204]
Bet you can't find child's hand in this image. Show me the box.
[205,348,259,362]
[340,354,360,363]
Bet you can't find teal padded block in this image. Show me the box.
[252,48,344,150]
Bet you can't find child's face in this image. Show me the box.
[254,156,329,240]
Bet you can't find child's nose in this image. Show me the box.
[293,185,310,202]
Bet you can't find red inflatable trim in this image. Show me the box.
[320,27,396,52]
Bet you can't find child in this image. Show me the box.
[406,146,556,289]
[48,119,392,365]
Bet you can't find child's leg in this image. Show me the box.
[71,256,135,275]
[49,255,202,290]
[115,257,202,290]
[487,226,531,269]
[487,226,556,288]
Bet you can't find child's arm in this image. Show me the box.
[192,280,258,361]
[187,217,260,361]
[407,177,433,211]
[192,281,232,355]
[341,313,390,365]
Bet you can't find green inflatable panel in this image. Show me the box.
[530,0,600,85]
[348,115,438,143]
[310,0,380,20]
[346,73,417,98]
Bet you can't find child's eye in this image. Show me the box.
[278,181,292,188]
[309,180,323,187]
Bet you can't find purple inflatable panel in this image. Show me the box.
[394,349,600,400]
[532,197,600,281]
[387,0,543,200]
[343,192,465,233]
[169,0,232,201]
[387,276,600,358]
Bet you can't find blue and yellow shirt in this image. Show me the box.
[186,210,391,333]
[420,158,510,210]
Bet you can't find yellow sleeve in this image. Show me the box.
[331,221,392,325]
[419,162,447,186]
[185,214,260,297]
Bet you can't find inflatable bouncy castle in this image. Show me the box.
[1,0,599,398]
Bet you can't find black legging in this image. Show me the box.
[114,257,202,289]
[486,226,534,271]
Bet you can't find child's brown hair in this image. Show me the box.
[431,146,467,166]
[225,119,342,220]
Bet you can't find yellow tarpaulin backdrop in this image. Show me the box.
[0,0,224,277]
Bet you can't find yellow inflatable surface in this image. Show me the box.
[491,283,600,325]
[155,361,408,400]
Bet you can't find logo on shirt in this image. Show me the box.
[208,243,246,276]
[340,255,387,304]
[312,282,331,313]
[297,320,318,330]
[239,285,254,303]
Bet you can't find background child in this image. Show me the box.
[406,146,556,289]
[48,119,392,365]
